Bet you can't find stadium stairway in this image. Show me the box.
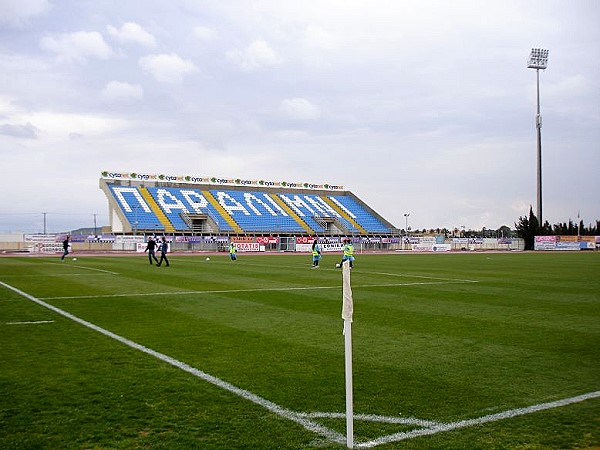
[270,194,315,234]
[139,186,175,233]
[321,196,367,234]
[202,190,243,233]
[330,195,391,233]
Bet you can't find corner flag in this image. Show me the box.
[341,260,354,448]
[342,260,353,323]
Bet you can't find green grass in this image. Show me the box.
[0,252,599,449]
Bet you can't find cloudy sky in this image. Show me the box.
[1,0,598,234]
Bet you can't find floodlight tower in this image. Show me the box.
[527,48,549,225]
[403,213,410,250]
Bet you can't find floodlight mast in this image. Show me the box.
[527,48,549,226]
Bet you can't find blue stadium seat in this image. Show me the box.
[106,183,392,234]
[210,190,304,233]
[277,193,360,233]
[107,185,163,231]
[329,195,390,233]
[147,187,233,231]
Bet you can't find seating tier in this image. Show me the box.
[329,195,391,233]
[106,184,392,234]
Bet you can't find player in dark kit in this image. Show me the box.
[156,237,170,267]
[144,236,159,265]
[61,235,70,260]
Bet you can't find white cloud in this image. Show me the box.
[101,81,144,101]
[0,122,39,139]
[107,22,157,47]
[2,1,599,233]
[0,0,51,26]
[303,25,342,50]
[226,39,281,71]
[192,26,216,41]
[40,31,114,62]
[0,95,22,117]
[20,111,131,138]
[139,53,198,83]
[280,98,321,120]
[546,75,590,101]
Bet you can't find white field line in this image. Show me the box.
[1,279,597,448]
[40,280,475,300]
[47,263,119,275]
[299,411,442,428]
[0,280,346,446]
[363,270,479,283]
[355,390,600,448]
[3,274,107,278]
[6,320,55,325]
[234,261,480,284]
[238,261,480,284]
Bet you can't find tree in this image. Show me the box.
[540,220,553,235]
[515,206,539,250]
[551,218,598,235]
[497,225,512,238]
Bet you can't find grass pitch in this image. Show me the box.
[0,251,599,449]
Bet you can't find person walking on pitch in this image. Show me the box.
[311,237,321,268]
[229,242,237,261]
[61,235,70,260]
[156,237,170,267]
[144,236,159,265]
[336,238,355,269]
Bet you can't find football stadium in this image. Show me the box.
[1,173,599,449]
[2,1,599,448]
[99,170,398,252]
[3,170,545,254]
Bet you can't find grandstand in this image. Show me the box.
[99,171,398,237]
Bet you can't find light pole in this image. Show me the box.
[133,205,139,236]
[527,48,549,226]
[403,213,410,250]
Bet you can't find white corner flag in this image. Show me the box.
[342,261,353,323]
[341,260,354,448]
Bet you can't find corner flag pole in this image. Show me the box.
[342,260,354,449]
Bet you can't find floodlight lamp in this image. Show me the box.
[527,48,549,69]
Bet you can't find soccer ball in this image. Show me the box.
[206,257,210,261]
[335,263,341,268]
[72,258,77,261]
